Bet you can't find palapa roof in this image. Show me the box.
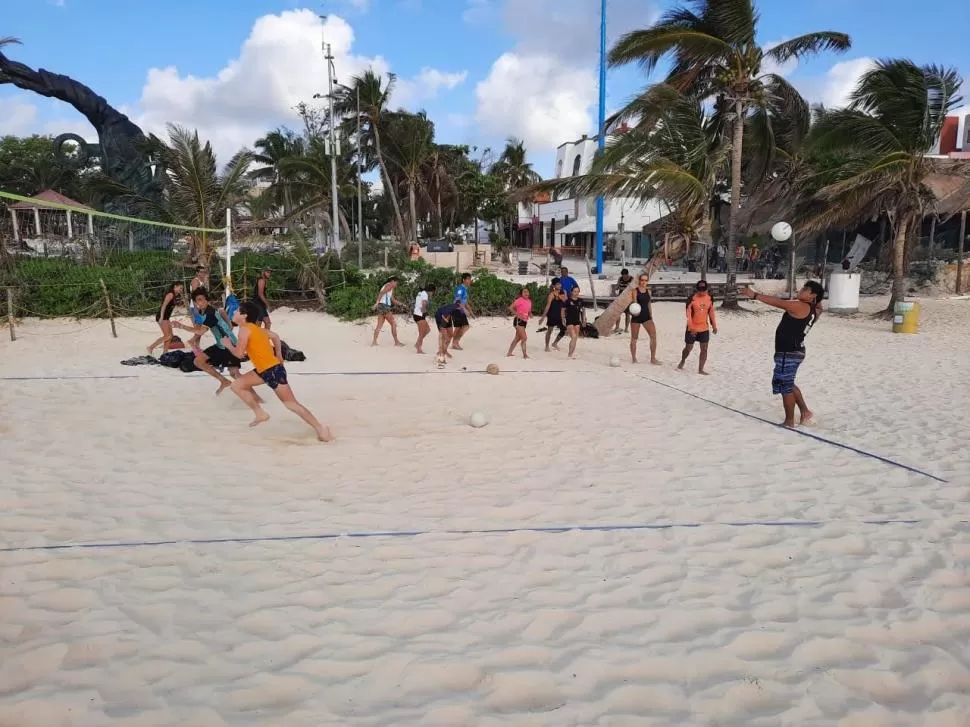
[924,158,970,219]
[8,189,93,212]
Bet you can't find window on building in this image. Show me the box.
[571,154,581,176]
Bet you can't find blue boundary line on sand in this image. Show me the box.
[638,374,948,484]
[4,518,966,554]
[0,370,568,381]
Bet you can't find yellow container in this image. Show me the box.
[892,301,920,334]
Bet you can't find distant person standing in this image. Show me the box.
[613,268,634,334]
[741,281,824,428]
[539,278,566,351]
[371,277,405,347]
[451,272,474,350]
[412,283,436,354]
[678,280,718,375]
[562,286,586,359]
[253,267,273,330]
[558,267,579,297]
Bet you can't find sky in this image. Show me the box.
[3,0,969,178]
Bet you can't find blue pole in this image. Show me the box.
[594,0,607,274]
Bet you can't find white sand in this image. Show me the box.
[1,297,969,726]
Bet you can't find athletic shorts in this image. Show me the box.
[413,314,426,322]
[203,344,242,369]
[772,352,805,396]
[452,310,469,328]
[631,312,652,324]
[257,363,288,390]
[685,329,711,345]
[377,303,393,315]
[436,318,454,330]
[254,304,270,322]
[513,317,528,328]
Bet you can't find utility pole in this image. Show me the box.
[322,36,340,253]
[357,84,364,269]
[593,0,607,274]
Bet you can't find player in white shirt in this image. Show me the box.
[412,284,436,354]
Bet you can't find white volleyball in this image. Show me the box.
[609,355,621,368]
[469,411,488,428]
[770,221,792,242]
[629,303,642,317]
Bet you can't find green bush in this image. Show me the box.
[2,250,549,321]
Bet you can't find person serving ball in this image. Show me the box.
[741,281,824,428]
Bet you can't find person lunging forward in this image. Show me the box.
[223,302,333,441]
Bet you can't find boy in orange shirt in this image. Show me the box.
[678,280,718,375]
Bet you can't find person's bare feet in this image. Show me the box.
[249,412,271,428]
[445,351,453,358]
[146,346,154,355]
[452,344,464,351]
[651,359,662,366]
[677,361,685,370]
[781,420,796,428]
[394,341,405,347]
[523,354,529,359]
[800,411,814,426]
[698,370,709,376]
[545,346,551,352]
[371,341,378,347]
[216,381,231,395]
[415,348,425,354]
[316,425,334,442]
[552,344,560,351]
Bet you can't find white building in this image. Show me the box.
[929,105,970,158]
[514,133,669,260]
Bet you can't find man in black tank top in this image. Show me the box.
[741,281,824,428]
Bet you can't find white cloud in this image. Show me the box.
[761,40,798,79]
[6,10,465,163]
[472,0,656,153]
[798,57,876,109]
[127,10,466,160]
[475,52,595,151]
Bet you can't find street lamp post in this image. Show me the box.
[356,84,364,269]
[323,42,340,253]
[593,0,607,274]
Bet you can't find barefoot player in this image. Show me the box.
[173,289,242,394]
[222,301,333,441]
[678,280,718,374]
[741,281,824,428]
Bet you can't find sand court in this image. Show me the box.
[1,299,969,725]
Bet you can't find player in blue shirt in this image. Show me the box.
[558,266,579,297]
[172,289,242,394]
[451,272,474,350]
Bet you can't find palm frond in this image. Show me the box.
[765,32,851,64]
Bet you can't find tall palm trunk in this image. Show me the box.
[594,235,688,335]
[408,181,419,245]
[436,187,443,238]
[372,123,407,242]
[723,100,744,308]
[889,209,911,312]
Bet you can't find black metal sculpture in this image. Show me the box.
[0,50,166,230]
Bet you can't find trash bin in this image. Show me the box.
[892,300,920,334]
[827,272,860,313]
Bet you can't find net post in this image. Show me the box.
[5,287,15,342]
[585,254,598,312]
[99,278,117,338]
[225,208,233,300]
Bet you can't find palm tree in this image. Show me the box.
[807,60,963,312]
[95,125,252,260]
[422,146,460,238]
[250,128,305,217]
[490,138,541,242]
[0,36,20,48]
[279,136,357,244]
[382,111,435,244]
[526,85,729,334]
[334,71,408,243]
[609,0,850,305]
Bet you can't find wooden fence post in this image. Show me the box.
[100,278,117,338]
[5,287,15,342]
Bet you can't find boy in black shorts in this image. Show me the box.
[173,289,243,394]
[435,303,460,363]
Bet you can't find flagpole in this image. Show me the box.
[594,0,607,274]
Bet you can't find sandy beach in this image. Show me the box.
[1,296,969,726]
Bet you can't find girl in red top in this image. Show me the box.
[506,287,532,359]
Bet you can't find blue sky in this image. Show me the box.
[4,0,969,177]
